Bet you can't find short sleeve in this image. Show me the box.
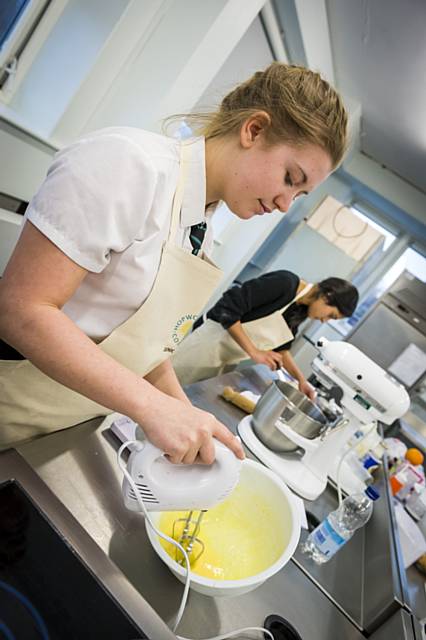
[25,133,158,272]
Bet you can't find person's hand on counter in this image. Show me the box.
[137,392,245,465]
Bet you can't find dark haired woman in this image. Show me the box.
[172,271,359,398]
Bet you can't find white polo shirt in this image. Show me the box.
[25,127,214,340]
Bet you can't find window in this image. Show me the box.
[355,246,425,315]
[0,1,30,48]
[0,0,51,90]
[334,246,426,338]
[350,206,396,251]
[326,206,398,336]
[388,247,426,284]
[327,204,426,336]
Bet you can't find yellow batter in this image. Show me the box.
[158,483,290,580]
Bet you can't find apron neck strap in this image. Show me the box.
[168,141,191,243]
[279,282,313,314]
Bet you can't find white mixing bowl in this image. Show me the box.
[145,459,301,597]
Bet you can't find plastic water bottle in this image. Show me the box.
[301,486,380,564]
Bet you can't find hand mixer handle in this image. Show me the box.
[137,438,237,467]
[124,437,242,512]
[136,439,167,464]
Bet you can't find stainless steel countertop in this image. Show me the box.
[182,366,423,637]
[16,365,367,640]
[0,448,176,640]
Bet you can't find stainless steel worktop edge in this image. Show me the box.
[0,448,177,640]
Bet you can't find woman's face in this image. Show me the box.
[307,296,344,323]
[216,118,332,220]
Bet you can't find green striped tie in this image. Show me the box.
[189,222,207,256]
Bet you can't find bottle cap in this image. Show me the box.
[365,486,380,500]
[363,454,380,471]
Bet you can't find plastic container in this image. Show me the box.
[300,486,379,564]
[406,486,426,521]
[391,462,424,501]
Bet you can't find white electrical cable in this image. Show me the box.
[118,441,191,631]
[117,441,274,640]
[336,421,379,506]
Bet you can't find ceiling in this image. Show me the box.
[275,0,426,196]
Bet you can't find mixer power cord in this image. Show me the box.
[118,441,274,640]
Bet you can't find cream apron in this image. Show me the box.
[0,141,223,449]
[172,283,312,385]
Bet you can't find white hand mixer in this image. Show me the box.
[116,424,278,639]
[120,437,242,564]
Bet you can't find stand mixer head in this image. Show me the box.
[312,337,410,425]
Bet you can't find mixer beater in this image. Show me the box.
[172,510,206,565]
[121,437,242,567]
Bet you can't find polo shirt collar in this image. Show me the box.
[180,137,217,227]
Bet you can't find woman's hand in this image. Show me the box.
[142,360,245,465]
[250,348,283,370]
[136,393,245,465]
[227,323,284,372]
[298,379,317,401]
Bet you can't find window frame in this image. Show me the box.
[0,0,68,101]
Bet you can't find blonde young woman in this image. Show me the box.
[0,63,348,463]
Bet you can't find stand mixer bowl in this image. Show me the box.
[252,380,327,453]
